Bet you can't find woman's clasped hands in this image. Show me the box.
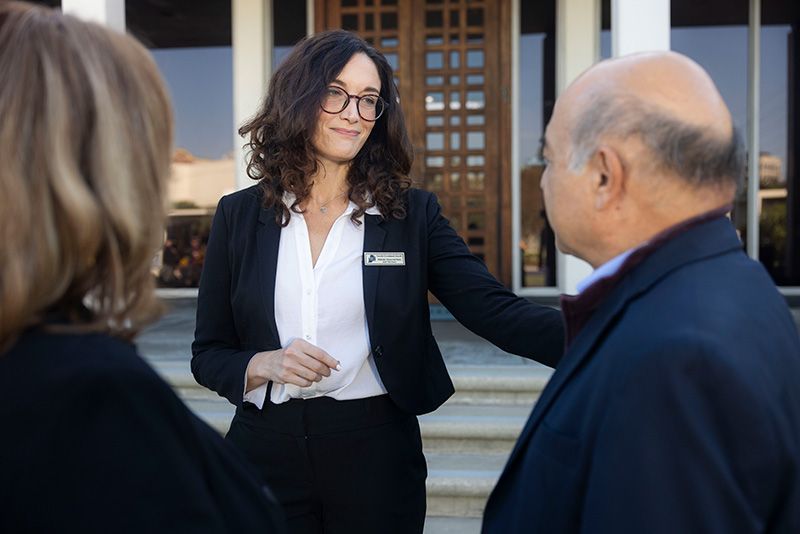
[246,339,341,391]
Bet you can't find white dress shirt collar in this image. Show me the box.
[575,247,638,294]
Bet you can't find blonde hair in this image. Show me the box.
[0,2,173,351]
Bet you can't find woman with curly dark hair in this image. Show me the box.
[192,29,564,533]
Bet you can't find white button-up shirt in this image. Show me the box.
[244,196,387,408]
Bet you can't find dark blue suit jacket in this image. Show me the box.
[0,330,287,533]
[192,185,564,416]
[482,216,800,533]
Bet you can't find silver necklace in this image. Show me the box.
[317,192,347,214]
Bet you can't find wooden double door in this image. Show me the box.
[316,0,513,284]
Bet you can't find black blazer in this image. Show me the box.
[0,329,287,533]
[192,186,564,415]
[482,216,800,533]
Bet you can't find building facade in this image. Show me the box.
[47,0,800,298]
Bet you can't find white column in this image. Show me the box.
[232,0,273,190]
[555,0,600,294]
[611,0,670,56]
[307,0,315,36]
[61,0,125,32]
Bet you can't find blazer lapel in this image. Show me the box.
[502,283,636,474]
[256,207,282,346]
[362,214,387,336]
[500,216,745,477]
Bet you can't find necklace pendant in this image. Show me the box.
[320,206,328,214]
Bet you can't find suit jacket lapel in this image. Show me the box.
[363,214,387,336]
[500,217,745,478]
[502,282,636,473]
[257,207,282,346]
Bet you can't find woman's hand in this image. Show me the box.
[245,339,340,392]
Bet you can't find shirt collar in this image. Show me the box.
[560,203,733,348]
[575,247,638,294]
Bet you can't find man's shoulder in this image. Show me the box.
[607,251,799,373]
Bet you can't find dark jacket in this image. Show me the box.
[0,329,287,533]
[482,216,800,534]
[191,185,564,415]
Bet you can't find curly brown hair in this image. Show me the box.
[239,30,413,225]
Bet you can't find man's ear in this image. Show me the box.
[591,145,626,210]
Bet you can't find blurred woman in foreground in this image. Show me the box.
[0,3,285,532]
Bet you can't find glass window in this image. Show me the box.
[426,51,444,69]
[467,49,484,68]
[426,132,445,151]
[517,0,556,287]
[605,1,800,287]
[425,91,445,111]
[385,52,399,71]
[669,1,749,269]
[273,1,307,68]
[142,2,235,288]
[758,0,798,285]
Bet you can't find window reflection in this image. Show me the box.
[757,19,797,285]
[518,0,556,287]
[151,47,234,288]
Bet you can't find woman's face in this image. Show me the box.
[311,52,382,166]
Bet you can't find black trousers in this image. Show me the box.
[226,394,427,534]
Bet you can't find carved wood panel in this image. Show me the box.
[316,0,509,280]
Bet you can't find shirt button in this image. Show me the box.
[306,290,312,295]
[305,335,311,340]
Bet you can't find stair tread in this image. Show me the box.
[422,403,532,418]
[423,516,482,534]
[426,452,508,474]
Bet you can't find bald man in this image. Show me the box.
[482,52,800,534]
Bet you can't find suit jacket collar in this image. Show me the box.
[500,214,744,476]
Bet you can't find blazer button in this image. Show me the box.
[373,345,384,358]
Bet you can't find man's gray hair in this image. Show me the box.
[568,93,745,190]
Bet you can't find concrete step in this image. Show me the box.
[423,516,482,534]
[425,452,506,518]
[449,364,552,405]
[419,403,530,453]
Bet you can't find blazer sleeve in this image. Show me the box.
[191,195,258,407]
[424,192,565,367]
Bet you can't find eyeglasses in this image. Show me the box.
[320,86,386,122]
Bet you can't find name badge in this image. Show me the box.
[364,252,406,266]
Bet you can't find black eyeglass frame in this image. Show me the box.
[320,86,387,122]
